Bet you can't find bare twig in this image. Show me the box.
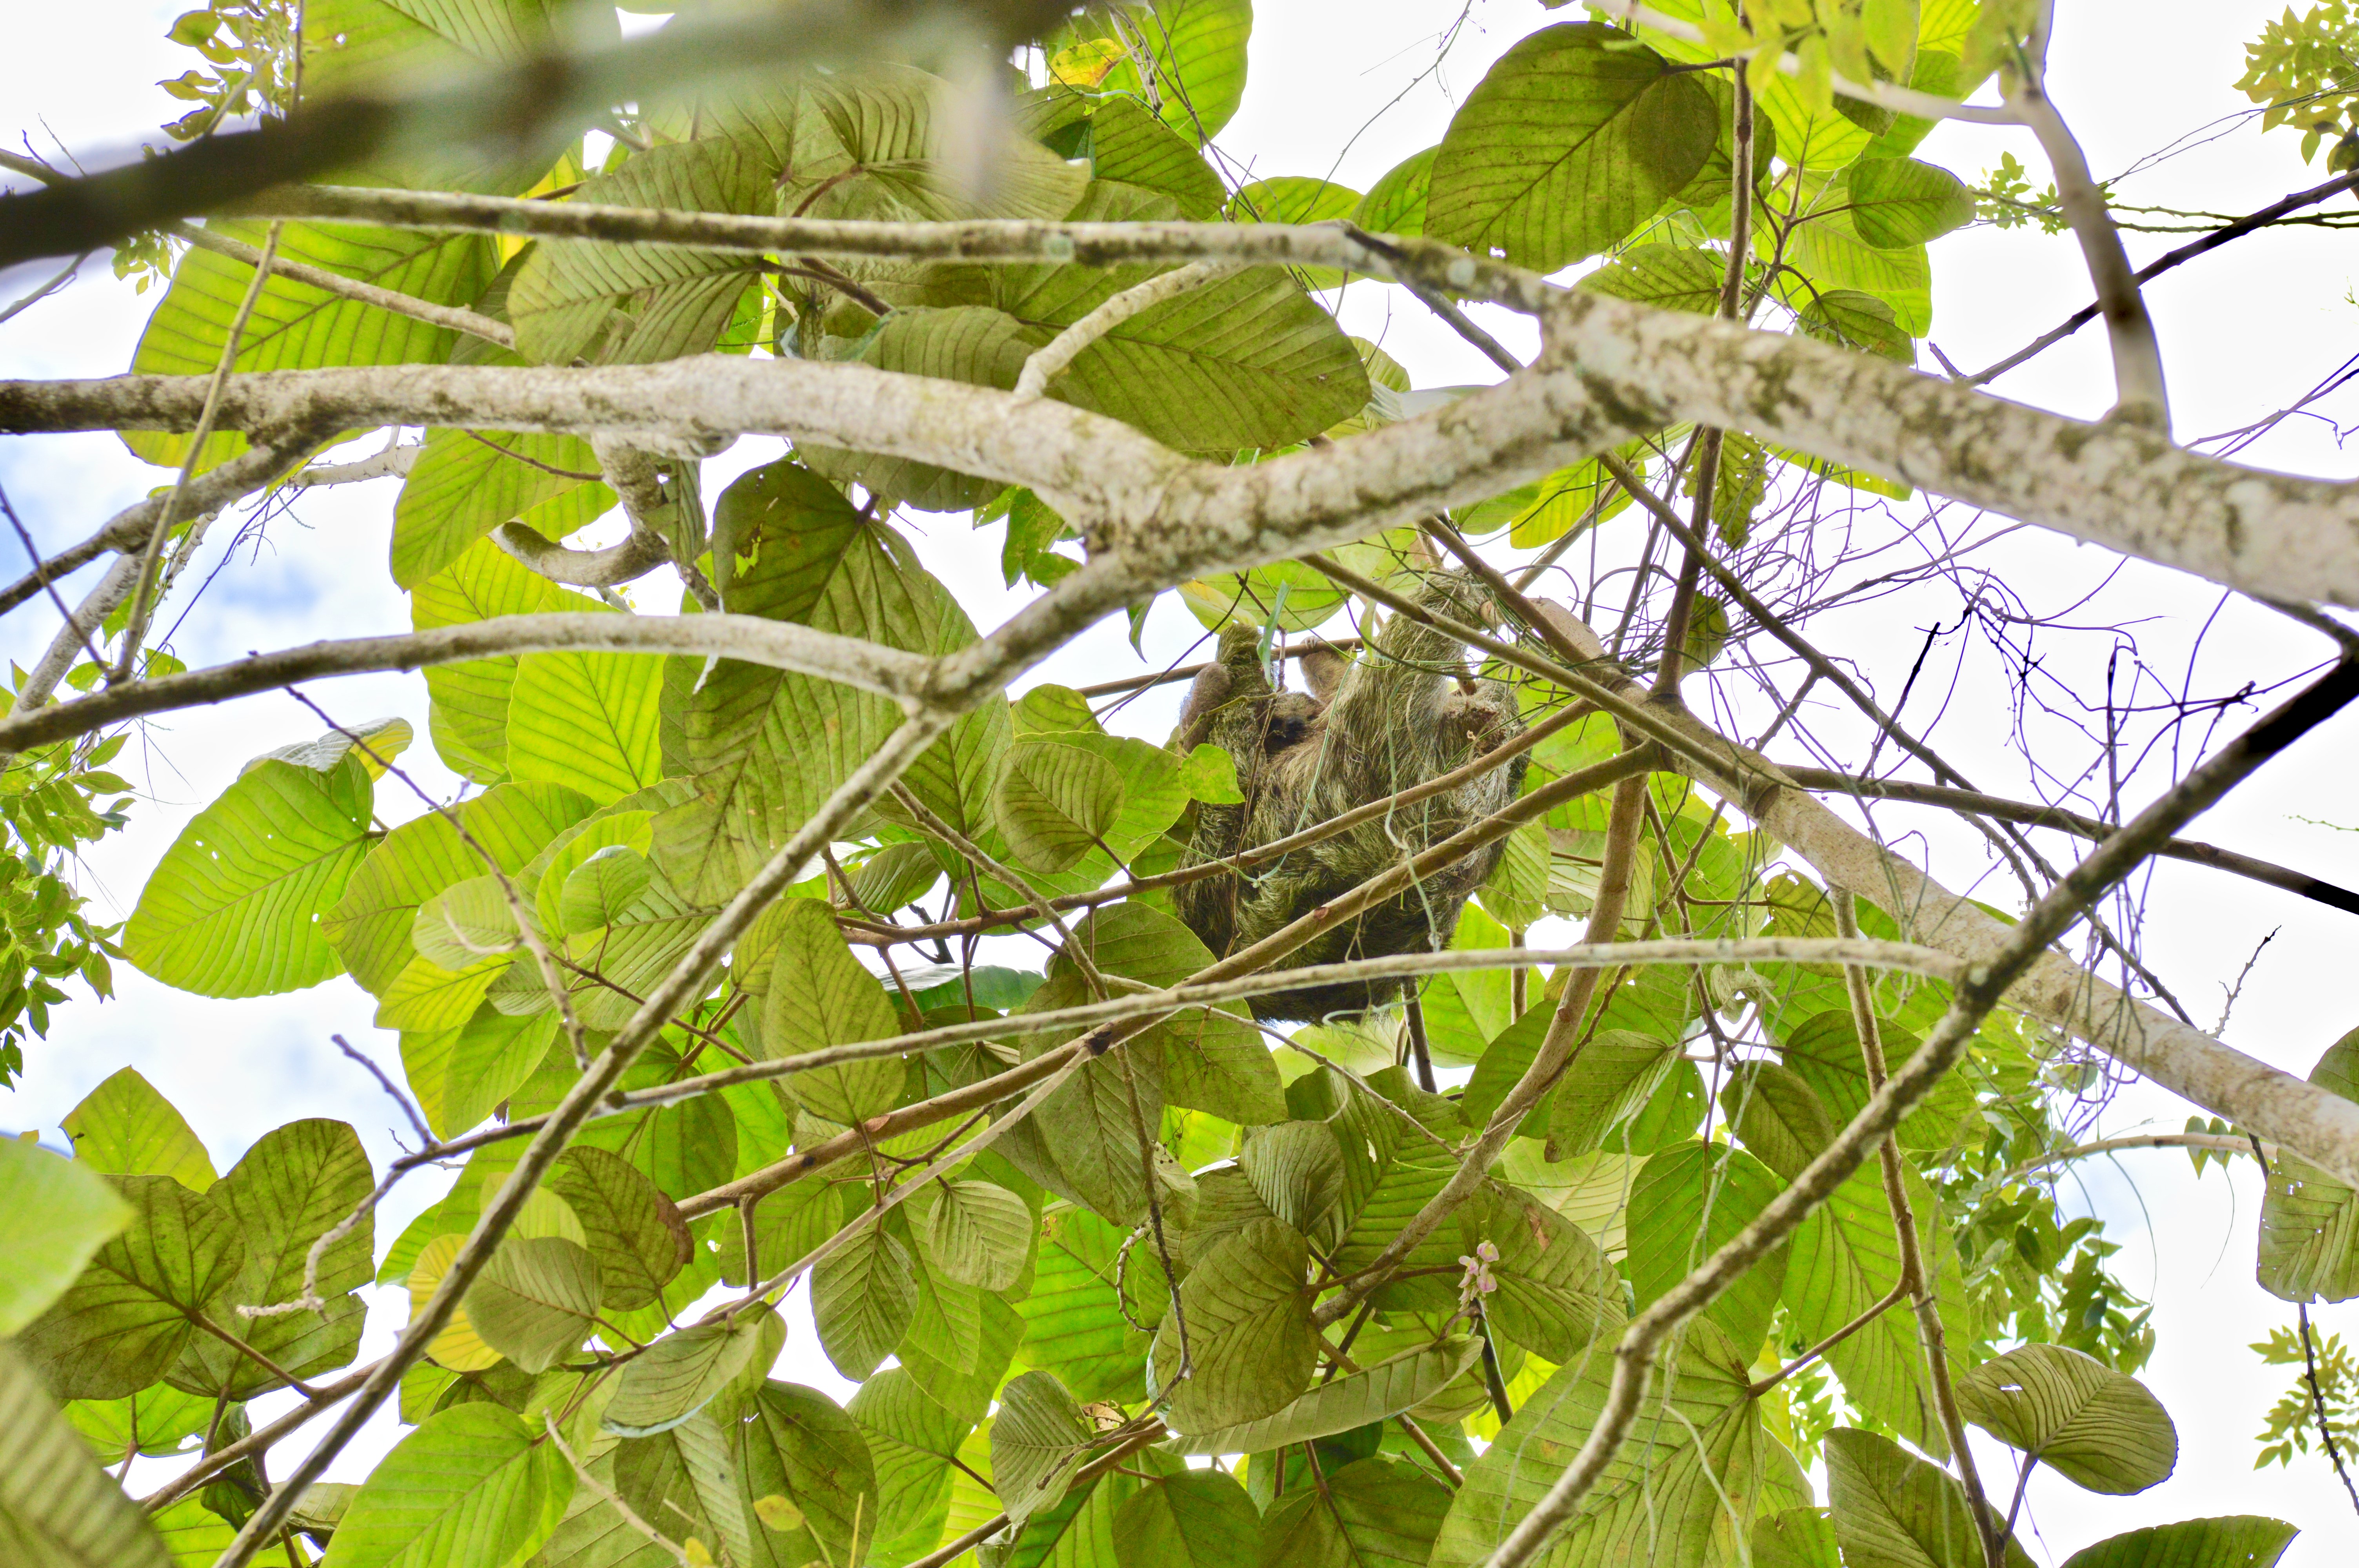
[1012,260,1242,399]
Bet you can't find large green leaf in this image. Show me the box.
[988,181,1370,453]
[1577,244,1728,314]
[390,428,613,590]
[125,755,374,998]
[1150,1217,1316,1433]
[1358,145,1435,239]
[1719,1060,1837,1181]
[1543,1029,1683,1160]
[16,1174,247,1402]
[1627,1140,1790,1358]
[1426,23,1718,272]
[1168,1339,1479,1455]
[1432,1318,1803,1568]
[996,738,1127,874]
[58,1068,215,1191]
[1797,289,1916,363]
[324,1402,572,1568]
[1754,1508,1842,1568]
[847,1368,967,1558]
[599,1410,751,1565]
[782,63,1092,226]
[1112,1471,1259,1568]
[1046,0,1254,145]
[813,1223,918,1381]
[464,1236,601,1373]
[1824,1427,2033,1568]
[1014,1206,1145,1403]
[923,1178,1034,1293]
[753,898,905,1125]
[0,1139,131,1338]
[169,1119,374,1400]
[410,538,612,785]
[1955,1344,2177,1495]
[1785,1162,1974,1458]
[1260,1455,1452,1568]
[544,1145,689,1313]
[512,139,769,365]
[1080,97,1228,219]
[602,1310,774,1438]
[2056,1517,2298,1568]
[1776,190,1934,335]
[506,650,665,806]
[122,220,495,471]
[1468,1183,1622,1363]
[400,1006,560,1143]
[1848,157,1977,249]
[0,1342,172,1568]
[1777,1011,1972,1152]
[992,1370,1093,1525]
[737,1382,880,1568]
[2258,1027,2359,1302]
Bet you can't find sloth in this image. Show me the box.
[1171,571,1528,1021]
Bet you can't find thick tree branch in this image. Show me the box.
[0,612,932,755]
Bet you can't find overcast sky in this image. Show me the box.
[4,2,2358,1560]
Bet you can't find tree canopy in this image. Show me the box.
[4,3,2359,1568]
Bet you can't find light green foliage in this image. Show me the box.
[1824,1428,2035,1568]
[59,1067,216,1191]
[322,1403,573,1568]
[0,1137,131,1336]
[2237,2,2359,162]
[2248,1324,2359,1470]
[0,1342,173,1568]
[2259,1026,2359,1301]
[2059,1517,2299,1568]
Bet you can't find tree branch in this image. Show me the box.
[0,611,932,755]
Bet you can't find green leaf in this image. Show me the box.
[58,1068,215,1191]
[1426,23,1719,272]
[410,539,612,785]
[170,1118,374,1399]
[1577,243,1728,314]
[1014,1205,1145,1403]
[992,1370,1092,1524]
[1239,1122,1349,1247]
[602,1310,775,1438]
[1797,288,1916,363]
[401,1006,561,1143]
[465,1236,601,1373]
[1357,146,1436,238]
[506,650,664,806]
[1468,1183,1621,1362]
[1776,198,1933,334]
[1720,1060,1837,1181]
[1151,1217,1317,1433]
[16,1174,247,1402]
[511,139,769,366]
[545,1145,689,1313]
[923,1179,1033,1292]
[1754,1508,1843,1568]
[755,898,905,1125]
[846,1369,964,1558]
[996,738,1128,873]
[122,220,495,472]
[985,182,1370,454]
[2258,1026,2359,1303]
[1113,1470,1259,1568]
[390,428,612,590]
[411,875,527,973]
[1825,1427,2034,1568]
[1778,1011,1972,1153]
[737,1382,880,1568]
[1260,1455,1451,1568]
[1228,177,1363,290]
[0,1341,173,1568]
[782,64,1092,225]
[1168,1339,1479,1455]
[1542,1028,1682,1160]
[1627,1140,1790,1357]
[62,1383,215,1465]
[1433,1318,1803,1568]
[1047,0,1254,145]
[1955,1344,2177,1495]
[125,755,373,997]
[596,1408,750,1565]
[2057,1518,2299,1568]
[557,844,654,935]
[324,1402,572,1568]
[813,1223,918,1381]
[243,714,414,780]
[1848,157,1977,248]
[150,1497,237,1566]
[1080,97,1229,220]
[1785,1163,1974,1458]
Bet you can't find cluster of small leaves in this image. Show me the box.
[2250,1324,2359,1468]
[0,716,131,1087]
[2238,0,2359,164]
[157,0,298,142]
[1970,150,2070,234]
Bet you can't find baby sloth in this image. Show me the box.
[1172,571,1527,1022]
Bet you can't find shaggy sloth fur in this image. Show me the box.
[1171,571,1527,1021]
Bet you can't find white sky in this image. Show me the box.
[3,2,2358,1560]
